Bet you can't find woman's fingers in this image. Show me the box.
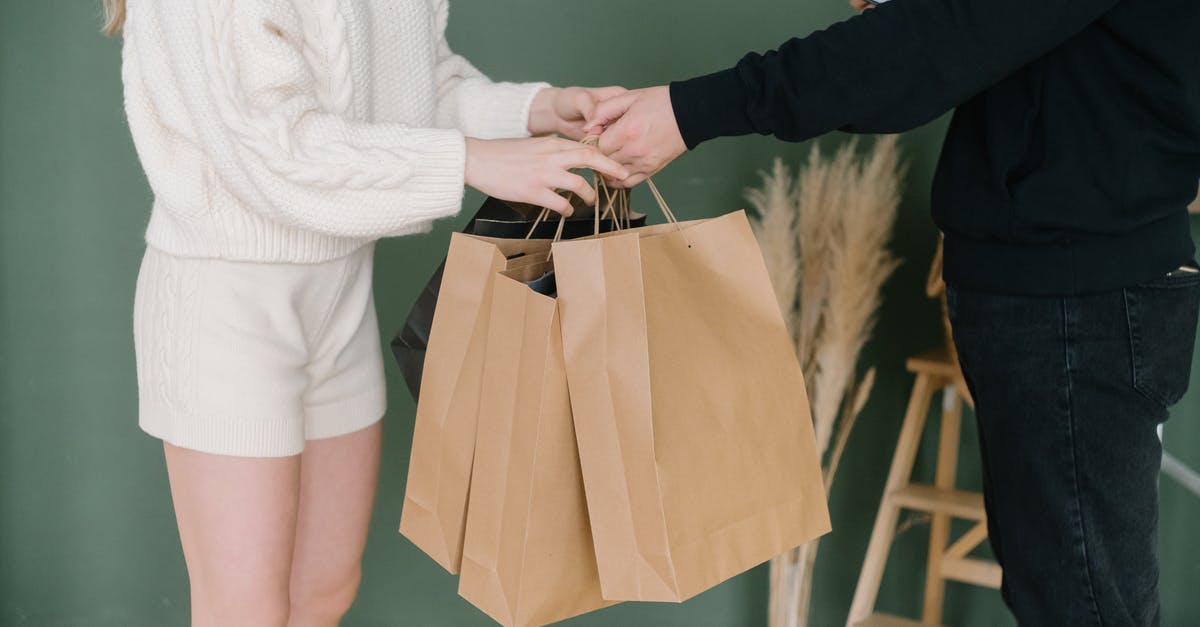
[584,92,638,134]
[463,137,634,215]
[578,86,628,126]
[572,90,598,122]
[554,172,596,206]
[557,121,589,141]
[557,147,629,181]
[535,189,574,216]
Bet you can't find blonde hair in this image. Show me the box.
[101,0,125,36]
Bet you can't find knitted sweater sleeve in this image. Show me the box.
[430,0,549,139]
[168,0,469,239]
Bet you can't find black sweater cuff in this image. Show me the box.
[669,69,755,150]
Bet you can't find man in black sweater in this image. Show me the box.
[588,1,1200,624]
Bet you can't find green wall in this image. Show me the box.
[2,1,1197,625]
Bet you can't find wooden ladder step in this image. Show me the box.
[853,612,943,627]
[905,346,960,378]
[890,483,986,520]
[941,556,1002,589]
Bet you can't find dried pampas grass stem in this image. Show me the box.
[749,135,903,627]
[749,159,801,332]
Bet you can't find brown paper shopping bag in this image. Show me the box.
[458,260,611,626]
[552,184,832,602]
[400,232,557,573]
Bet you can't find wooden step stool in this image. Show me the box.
[845,346,1001,627]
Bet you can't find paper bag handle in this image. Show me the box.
[523,136,629,241]
[522,137,690,247]
[584,136,690,245]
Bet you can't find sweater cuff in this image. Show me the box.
[458,80,551,140]
[405,129,468,222]
[670,69,755,150]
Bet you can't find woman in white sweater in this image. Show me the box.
[103,0,627,625]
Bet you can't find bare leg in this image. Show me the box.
[164,443,301,627]
[287,422,383,627]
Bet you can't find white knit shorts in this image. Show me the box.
[133,244,387,457]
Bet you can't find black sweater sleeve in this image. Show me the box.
[669,0,1120,149]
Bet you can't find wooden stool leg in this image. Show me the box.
[922,386,963,624]
[846,373,940,626]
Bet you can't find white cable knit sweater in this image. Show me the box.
[122,0,549,262]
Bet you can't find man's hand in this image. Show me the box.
[849,0,877,12]
[528,86,628,140]
[584,86,687,187]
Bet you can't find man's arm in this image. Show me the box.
[591,0,1120,184]
[671,0,1119,148]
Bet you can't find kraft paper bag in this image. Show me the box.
[400,232,558,574]
[458,260,612,627]
[391,194,644,403]
[552,203,832,603]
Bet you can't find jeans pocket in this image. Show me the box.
[1123,268,1200,407]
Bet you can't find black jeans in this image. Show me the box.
[946,268,1200,626]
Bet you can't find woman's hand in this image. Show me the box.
[464,136,630,216]
[528,86,628,140]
